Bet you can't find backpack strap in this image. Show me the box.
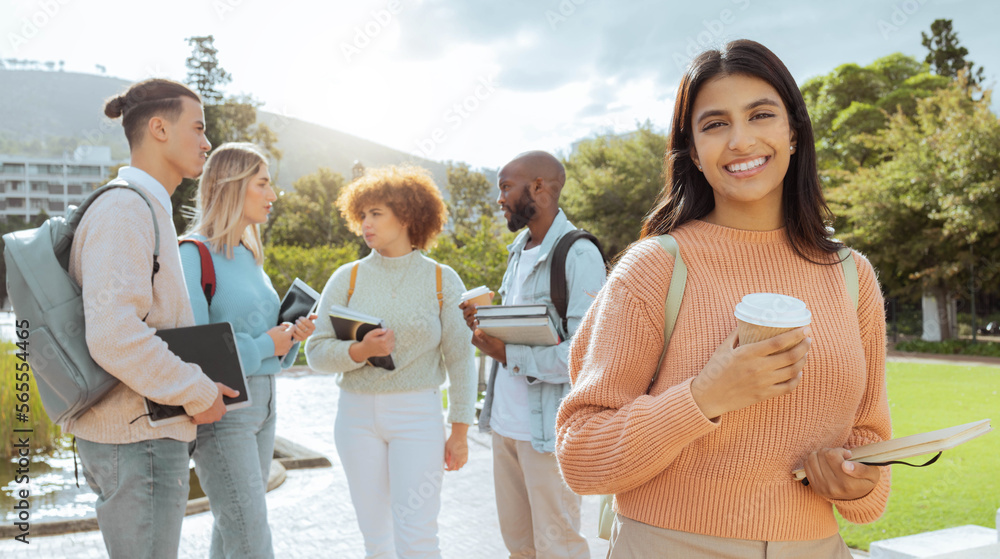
[436,264,443,311]
[598,235,687,541]
[69,180,161,284]
[653,234,687,386]
[179,239,216,306]
[550,229,607,334]
[347,262,359,304]
[838,247,859,309]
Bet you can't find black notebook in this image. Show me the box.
[328,305,396,370]
[277,278,320,325]
[144,323,251,426]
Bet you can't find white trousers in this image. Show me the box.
[335,388,446,559]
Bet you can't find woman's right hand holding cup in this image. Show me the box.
[691,326,811,421]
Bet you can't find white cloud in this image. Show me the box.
[1,0,996,169]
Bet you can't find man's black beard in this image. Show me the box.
[505,192,537,232]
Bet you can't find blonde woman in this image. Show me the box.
[180,142,316,559]
[306,165,476,559]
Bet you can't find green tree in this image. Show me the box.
[561,123,667,257]
[264,244,360,298]
[444,162,495,240]
[173,35,282,234]
[833,81,1000,339]
[185,36,231,103]
[264,167,362,251]
[427,215,514,296]
[921,19,985,87]
[801,53,949,173]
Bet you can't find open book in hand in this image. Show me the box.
[328,305,395,370]
[792,418,992,482]
[278,278,320,325]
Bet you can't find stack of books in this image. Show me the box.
[475,304,560,346]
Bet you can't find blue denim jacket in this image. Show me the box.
[479,210,606,453]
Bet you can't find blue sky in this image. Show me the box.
[1,0,996,169]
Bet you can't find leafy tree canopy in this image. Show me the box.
[263,167,362,252]
[832,81,1000,337]
[801,53,948,173]
[561,122,667,257]
[444,162,495,241]
[173,35,281,234]
[922,18,985,86]
[427,215,514,297]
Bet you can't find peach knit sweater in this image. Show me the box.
[556,220,891,541]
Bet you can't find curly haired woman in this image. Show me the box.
[306,165,477,559]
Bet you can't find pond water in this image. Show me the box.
[1,445,99,523]
[1,444,210,523]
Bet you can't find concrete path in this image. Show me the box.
[5,355,973,557]
[1,372,610,558]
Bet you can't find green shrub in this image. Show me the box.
[265,243,360,297]
[427,216,514,296]
[895,338,1000,357]
[0,342,63,458]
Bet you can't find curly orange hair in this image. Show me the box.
[336,165,448,250]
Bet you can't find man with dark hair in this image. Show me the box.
[69,78,236,558]
[461,151,604,558]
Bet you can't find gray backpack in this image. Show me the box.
[2,180,160,426]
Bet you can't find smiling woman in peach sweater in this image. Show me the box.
[555,40,890,558]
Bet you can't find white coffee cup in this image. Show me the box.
[734,293,811,351]
[461,285,493,307]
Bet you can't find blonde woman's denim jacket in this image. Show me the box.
[479,210,606,453]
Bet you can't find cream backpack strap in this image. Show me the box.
[653,234,688,385]
[838,247,859,309]
[598,234,688,541]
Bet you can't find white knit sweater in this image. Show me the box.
[306,250,477,424]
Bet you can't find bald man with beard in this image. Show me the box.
[460,151,605,558]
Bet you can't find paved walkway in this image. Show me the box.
[6,353,984,557]
[2,372,611,558]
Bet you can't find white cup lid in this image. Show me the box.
[734,293,811,328]
[461,285,492,301]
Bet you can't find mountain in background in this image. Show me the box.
[0,70,488,190]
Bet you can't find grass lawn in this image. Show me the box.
[837,361,1000,550]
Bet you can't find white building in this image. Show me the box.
[0,146,122,222]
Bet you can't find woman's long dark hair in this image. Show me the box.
[641,39,841,261]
